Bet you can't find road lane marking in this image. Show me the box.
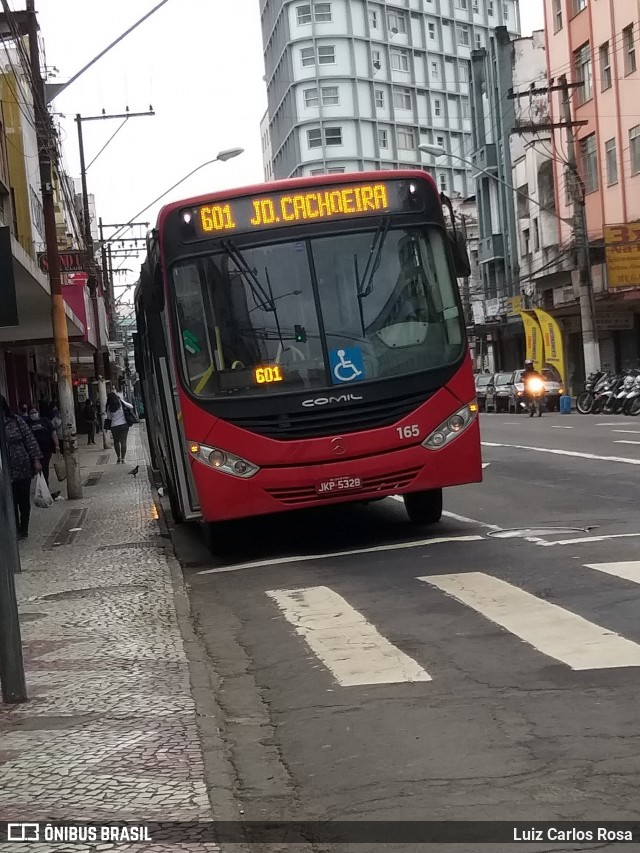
[551,425,574,429]
[614,440,640,445]
[596,423,622,426]
[482,462,491,468]
[584,561,640,584]
[266,586,431,686]
[418,572,640,670]
[612,430,640,434]
[482,441,640,465]
[540,533,640,547]
[197,535,484,574]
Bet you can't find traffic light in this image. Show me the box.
[294,324,307,343]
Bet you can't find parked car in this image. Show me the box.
[475,373,495,411]
[542,367,564,411]
[493,372,516,413]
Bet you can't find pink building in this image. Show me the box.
[544,0,640,373]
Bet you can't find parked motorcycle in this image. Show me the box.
[610,373,638,414]
[576,370,607,414]
[622,374,640,415]
[591,374,623,414]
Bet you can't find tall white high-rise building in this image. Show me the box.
[260,0,521,191]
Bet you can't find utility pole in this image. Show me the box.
[0,416,27,703]
[76,111,153,447]
[509,78,600,375]
[25,0,83,498]
[559,76,600,375]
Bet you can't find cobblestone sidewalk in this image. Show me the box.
[0,427,226,852]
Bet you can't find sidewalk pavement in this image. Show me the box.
[0,427,228,852]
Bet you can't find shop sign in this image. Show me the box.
[562,313,634,333]
[604,224,640,288]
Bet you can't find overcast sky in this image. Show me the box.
[36,0,544,307]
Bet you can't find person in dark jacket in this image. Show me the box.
[83,400,97,445]
[1,395,42,539]
[27,403,59,486]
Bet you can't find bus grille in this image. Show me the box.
[226,390,430,439]
[266,467,422,505]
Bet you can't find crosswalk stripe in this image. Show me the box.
[266,586,431,687]
[418,572,640,671]
[584,561,640,584]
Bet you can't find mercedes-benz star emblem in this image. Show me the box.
[331,437,346,455]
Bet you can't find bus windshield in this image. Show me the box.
[172,225,464,398]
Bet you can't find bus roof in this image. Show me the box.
[156,169,439,231]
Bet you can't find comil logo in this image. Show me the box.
[301,393,363,409]
[8,823,40,841]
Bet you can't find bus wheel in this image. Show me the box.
[403,489,443,525]
[202,522,220,553]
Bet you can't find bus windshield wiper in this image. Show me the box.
[220,239,274,313]
[356,216,391,300]
[220,239,286,352]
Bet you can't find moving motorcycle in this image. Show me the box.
[524,374,545,417]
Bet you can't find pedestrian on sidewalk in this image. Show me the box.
[83,399,98,445]
[50,406,63,454]
[105,391,135,464]
[27,404,59,486]
[1,394,42,540]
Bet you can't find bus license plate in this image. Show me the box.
[315,476,362,495]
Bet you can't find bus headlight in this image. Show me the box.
[188,442,259,478]
[422,403,477,451]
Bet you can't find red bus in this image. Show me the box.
[135,170,481,544]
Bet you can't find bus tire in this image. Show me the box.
[202,522,220,553]
[403,488,443,525]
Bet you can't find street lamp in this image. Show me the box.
[108,147,245,244]
[418,144,569,224]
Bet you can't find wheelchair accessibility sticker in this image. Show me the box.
[329,347,365,385]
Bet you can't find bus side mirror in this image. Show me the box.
[451,231,471,278]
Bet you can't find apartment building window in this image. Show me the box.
[304,87,319,106]
[314,3,332,22]
[431,61,439,79]
[321,85,340,105]
[318,45,336,64]
[387,9,407,34]
[573,0,586,15]
[390,48,410,71]
[307,128,322,147]
[473,0,479,12]
[397,126,415,149]
[456,24,470,46]
[372,49,382,69]
[553,0,562,31]
[630,125,640,174]
[455,0,468,9]
[459,61,469,82]
[624,25,636,75]
[533,218,540,251]
[462,98,470,118]
[369,9,378,28]
[488,1,494,15]
[600,42,612,90]
[378,128,389,148]
[327,166,345,173]
[436,134,445,148]
[605,138,618,185]
[503,3,509,20]
[301,46,315,66]
[475,33,483,49]
[580,133,598,192]
[439,173,447,191]
[428,22,436,39]
[297,3,332,23]
[325,126,343,145]
[434,98,442,116]
[375,88,384,107]
[393,87,412,109]
[574,42,593,104]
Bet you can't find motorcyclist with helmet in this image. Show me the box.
[523,359,545,417]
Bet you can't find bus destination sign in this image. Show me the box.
[181,180,419,239]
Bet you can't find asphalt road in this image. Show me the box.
[175,411,640,851]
